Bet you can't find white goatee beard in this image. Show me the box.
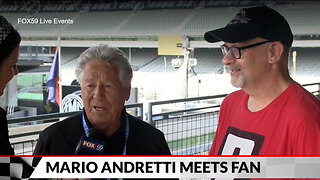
[226,66,245,88]
[230,72,245,88]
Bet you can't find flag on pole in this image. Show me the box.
[47,46,60,106]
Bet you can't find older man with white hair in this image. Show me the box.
[34,44,171,155]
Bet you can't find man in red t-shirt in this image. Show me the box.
[204,6,320,155]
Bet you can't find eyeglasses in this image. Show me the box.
[220,40,271,59]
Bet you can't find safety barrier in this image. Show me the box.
[8,82,320,155]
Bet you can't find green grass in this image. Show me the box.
[17,74,47,87]
[18,93,43,100]
[167,132,215,151]
[16,74,47,101]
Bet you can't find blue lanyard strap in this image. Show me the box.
[82,113,90,136]
[81,111,130,155]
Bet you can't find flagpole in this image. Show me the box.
[58,35,62,114]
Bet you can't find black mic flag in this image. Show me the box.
[74,128,105,155]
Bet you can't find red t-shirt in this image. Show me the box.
[210,83,320,155]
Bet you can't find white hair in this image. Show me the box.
[75,44,133,86]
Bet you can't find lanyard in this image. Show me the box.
[81,111,130,155]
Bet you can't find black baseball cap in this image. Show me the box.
[204,5,293,47]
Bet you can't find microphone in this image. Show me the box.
[74,128,105,155]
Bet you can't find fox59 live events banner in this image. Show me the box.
[23,156,320,179]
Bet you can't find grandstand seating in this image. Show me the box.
[3,4,320,38]
[193,48,224,74]
[2,12,29,27]
[61,47,86,67]
[274,4,320,35]
[4,3,318,76]
[62,11,133,37]
[290,47,320,76]
[125,48,158,70]
[119,9,193,36]
[60,47,224,74]
[59,47,320,76]
[181,7,238,35]
[129,48,178,72]
[14,12,78,37]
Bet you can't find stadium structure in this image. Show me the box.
[0,0,319,155]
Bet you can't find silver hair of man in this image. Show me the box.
[75,44,133,86]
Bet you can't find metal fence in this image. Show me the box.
[7,82,320,155]
[156,111,219,155]
[302,82,320,97]
[8,103,143,155]
[148,94,227,155]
